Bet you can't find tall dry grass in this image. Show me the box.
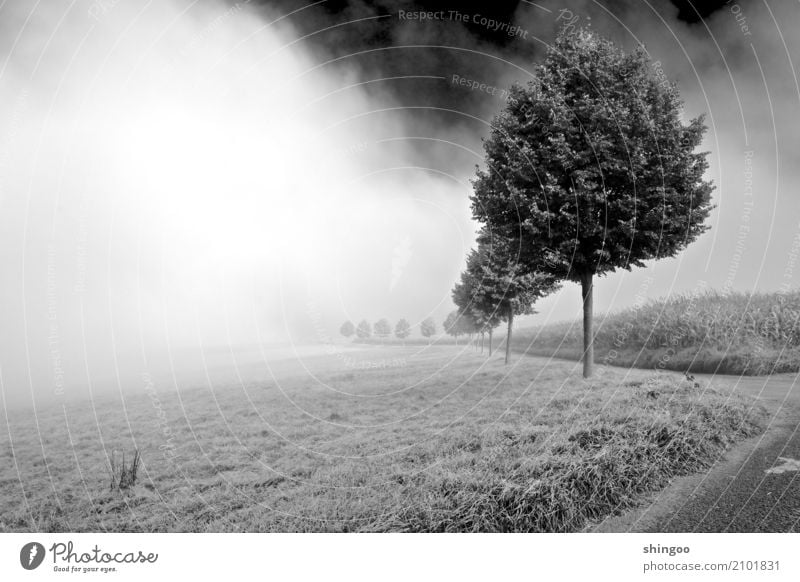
[516,290,800,375]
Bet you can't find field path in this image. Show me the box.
[588,368,800,532]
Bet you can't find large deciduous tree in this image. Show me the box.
[472,29,714,377]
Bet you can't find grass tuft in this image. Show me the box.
[109,449,141,491]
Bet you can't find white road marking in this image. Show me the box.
[765,457,800,474]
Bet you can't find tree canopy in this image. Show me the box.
[394,318,411,340]
[473,29,713,279]
[452,246,504,342]
[471,28,714,376]
[339,321,355,338]
[443,310,461,340]
[374,318,392,338]
[355,319,372,339]
[420,317,437,339]
[453,231,560,361]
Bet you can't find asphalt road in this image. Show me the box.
[645,372,800,532]
[581,368,800,533]
[646,411,800,532]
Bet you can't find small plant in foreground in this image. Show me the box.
[109,449,141,491]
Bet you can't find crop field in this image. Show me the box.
[0,346,766,532]
[515,290,800,376]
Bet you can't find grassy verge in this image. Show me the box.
[513,289,800,375]
[0,347,765,532]
[368,374,765,532]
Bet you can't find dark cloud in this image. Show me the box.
[670,0,731,23]
[237,0,734,172]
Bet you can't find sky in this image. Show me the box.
[0,0,798,406]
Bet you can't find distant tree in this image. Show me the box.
[452,262,481,351]
[472,28,714,377]
[448,279,482,349]
[456,309,481,346]
[339,320,355,339]
[420,317,436,341]
[475,231,561,364]
[394,318,411,342]
[452,246,503,356]
[374,318,392,339]
[443,310,461,344]
[356,319,372,340]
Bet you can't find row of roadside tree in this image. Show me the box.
[448,28,714,375]
[340,318,436,341]
[341,29,713,377]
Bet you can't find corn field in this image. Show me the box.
[516,290,800,375]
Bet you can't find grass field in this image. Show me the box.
[0,346,766,532]
[514,290,800,376]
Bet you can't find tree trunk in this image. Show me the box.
[481,332,484,354]
[488,329,493,356]
[505,310,513,365]
[581,271,594,378]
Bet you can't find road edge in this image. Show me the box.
[586,409,796,533]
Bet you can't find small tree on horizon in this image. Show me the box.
[472,29,714,377]
[374,318,392,339]
[339,321,355,339]
[394,318,411,342]
[355,319,372,340]
[420,317,436,342]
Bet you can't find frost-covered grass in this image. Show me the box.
[0,346,765,532]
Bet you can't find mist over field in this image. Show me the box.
[0,1,474,406]
[1,0,799,409]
